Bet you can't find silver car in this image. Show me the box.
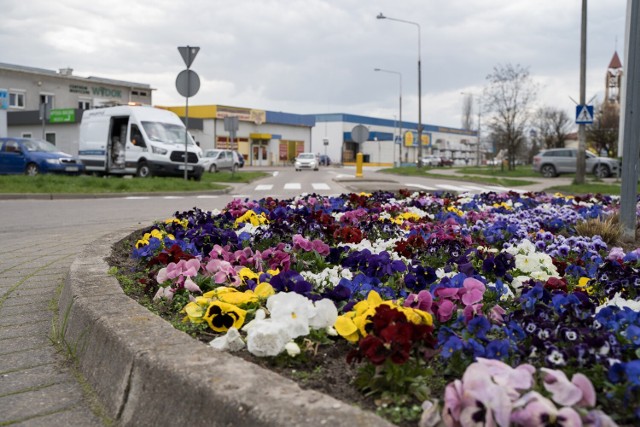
[201,149,240,173]
[532,148,618,178]
[294,152,319,171]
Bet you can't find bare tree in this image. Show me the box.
[483,64,537,170]
[587,101,619,157]
[461,93,474,130]
[533,106,573,149]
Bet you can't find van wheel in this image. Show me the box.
[136,162,152,178]
[232,163,238,172]
[540,164,557,178]
[25,163,39,176]
[594,164,610,178]
[209,164,217,173]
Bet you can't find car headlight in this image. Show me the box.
[46,159,61,164]
[151,145,168,155]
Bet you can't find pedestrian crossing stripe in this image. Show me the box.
[575,105,594,124]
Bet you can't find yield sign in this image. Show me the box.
[178,46,200,68]
[575,105,594,124]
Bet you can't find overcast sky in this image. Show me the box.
[1,0,629,129]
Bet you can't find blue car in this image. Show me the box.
[0,138,85,175]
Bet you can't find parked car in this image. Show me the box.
[0,137,85,175]
[440,157,454,167]
[201,149,240,173]
[418,155,442,167]
[235,151,245,168]
[319,154,331,166]
[532,148,618,178]
[294,152,319,171]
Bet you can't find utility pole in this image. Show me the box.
[620,0,640,241]
[575,0,588,184]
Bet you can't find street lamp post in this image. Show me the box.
[377,12,423,167]
[461,92,482,166]
[374,68,402,167]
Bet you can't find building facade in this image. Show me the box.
[312,113,479,166]
[0,62,153,154]
[162,105,316,167]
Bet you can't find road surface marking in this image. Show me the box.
[405,183,437,191]
[284,183,302,190]
[255,184,274,191]
[196,195,219,199]
[311,183,331,190]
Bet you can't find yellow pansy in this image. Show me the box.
[335,314,359,343]
[203,301,247,333]
[254,283,275,299]
[576,276,595,295]
[182,301,206,324]
[234,210,270,228]
[491,202,513,211]
[164,218,189,228]
[238,267,260,283]
[447,206,465,217]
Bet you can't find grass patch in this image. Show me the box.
[544,181,631,196]
[454,164,541,178]
[379,166,537,187]
[0,171,268,194]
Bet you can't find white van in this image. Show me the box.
[79,106,204,179]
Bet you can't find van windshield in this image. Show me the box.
[141,121,195,145]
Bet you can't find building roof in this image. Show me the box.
[0,62,153,89]
[608,51,622,69]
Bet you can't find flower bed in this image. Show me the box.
[124,190,640,426]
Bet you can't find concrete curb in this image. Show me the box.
[58,229,394,427]
[0,188,232,200]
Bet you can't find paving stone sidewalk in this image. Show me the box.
[0,231,105,426]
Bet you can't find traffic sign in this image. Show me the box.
[576,105,594,124]
[351,125,369,143]
[176,69,200,98]
[178,46,200,68]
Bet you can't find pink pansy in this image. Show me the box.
[153,286,174,301]
[404,290,433,313]
[511,392,582,427]
[571,373,596,408]
[442,379,463,426]
[606,247,625,261]
[183,277,201,293]
[460,277,485,306]
[293,234,313,251]
[488,305,507,324]
[584,409,618,427]
[436,299,456,322]
[475,358,535,400]
[435,287,460,300]
[541,368,586,407]
[311,239,330,256]
[462,303,483,323]
[205,259,238,284]
[460,363,513,427]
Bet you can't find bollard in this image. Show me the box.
[356,152,363,178]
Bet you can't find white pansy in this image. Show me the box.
[308,298,338,329]
[596,293,640,313]
[266,292,314,338]
[246,319,292,357]
[210,327,245,352]
[285,341,301,357]
[301,266,353,290]
[241,308,266,332]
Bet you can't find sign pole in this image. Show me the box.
[177,45,200,180]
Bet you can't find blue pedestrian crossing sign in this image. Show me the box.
[575,105,594,124]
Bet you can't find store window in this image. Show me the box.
[40,93,55,109]
[45,133,56,145]
[9,91,25,108]
[22,133,32,138]
[78,99,91,110]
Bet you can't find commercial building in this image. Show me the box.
[1,61,479,166]
[161,105,315,167]
[0,62,152,155]
[313,113,479,166]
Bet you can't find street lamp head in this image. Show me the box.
[376,12,386,19]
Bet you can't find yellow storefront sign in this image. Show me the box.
[404,131,413,147]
